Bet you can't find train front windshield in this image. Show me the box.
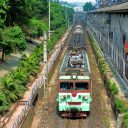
[60,82,89,91]
[75,82,89,90]
[60,82,73,90]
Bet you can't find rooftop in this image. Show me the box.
[92,2,128,13]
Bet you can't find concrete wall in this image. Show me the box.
[20,107,34,128]
[87,12,128,79]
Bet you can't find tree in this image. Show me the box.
[0,1,75,115]
[51,2,66,30]
[0,26,26,61]
[0,0,9,27]
[6,0,32,25]
[32,0,48,18]
[83,2,96,11]
[6,0,48,26]
[67,7,74,25]
[26,18,48,38]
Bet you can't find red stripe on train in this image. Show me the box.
[68,102,81,105]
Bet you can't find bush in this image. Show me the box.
[0,91,10,114]
[1,26,26,61]
[110,83,119,95]
[115,98,127,113]
[0,1,74,115]
[123,113,128,127]
[0,21,67,114]
[27,18,48,38]
[0,45,43,114]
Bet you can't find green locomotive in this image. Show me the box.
[57,25,92,117]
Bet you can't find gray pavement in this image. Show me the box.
[0,43,37,79]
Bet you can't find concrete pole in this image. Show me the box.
[116,114,124,128]
[43,31,47,96]
[65,6,68,28]
[48,0,51,40]
[43,31,47,63]
[108,28,110,56]
[123,58,125,77]
[68,19,70,29]
[116,48,118,67]
[112,29,114,59]
[73,14,75,23]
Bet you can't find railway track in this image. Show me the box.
[38,28,91,128]
[31,23,115,128]
[61,118,89,128]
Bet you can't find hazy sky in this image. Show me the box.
[61,0,96,3]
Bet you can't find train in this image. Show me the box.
[57,25,92,117]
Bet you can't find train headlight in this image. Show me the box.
[83,96,88,100]
[71,75,77,79]
[61,95,66,100]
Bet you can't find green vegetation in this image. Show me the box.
[1,26,26,61]
[27,18,48,38]
[115,98,127,113]
[0,0,9,27]
[0,45,43,114]
[123,113,128,127]
[51,2,65,30]
[6,0,48,26]
[83,2,96,12]
[0,0,74,114]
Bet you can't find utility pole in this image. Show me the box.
[48,0,51,40]
[68,18,70,29]
[116,114,124,128]
[44,31,47,63]
[43,31,50,128]
[43,31,48,97]
[65,6,68,29]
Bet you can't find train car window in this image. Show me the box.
[60,82,73,90]
[75,82,88,90]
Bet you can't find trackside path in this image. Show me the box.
[84,27,116,128]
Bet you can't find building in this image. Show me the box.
[96,0,128,7]
[74,7,83,12]
[86,2,128,87]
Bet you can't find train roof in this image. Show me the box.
[59,49,91,80]
[68,34,86,49]
[74,28,83,34]
[75,25,82,28]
